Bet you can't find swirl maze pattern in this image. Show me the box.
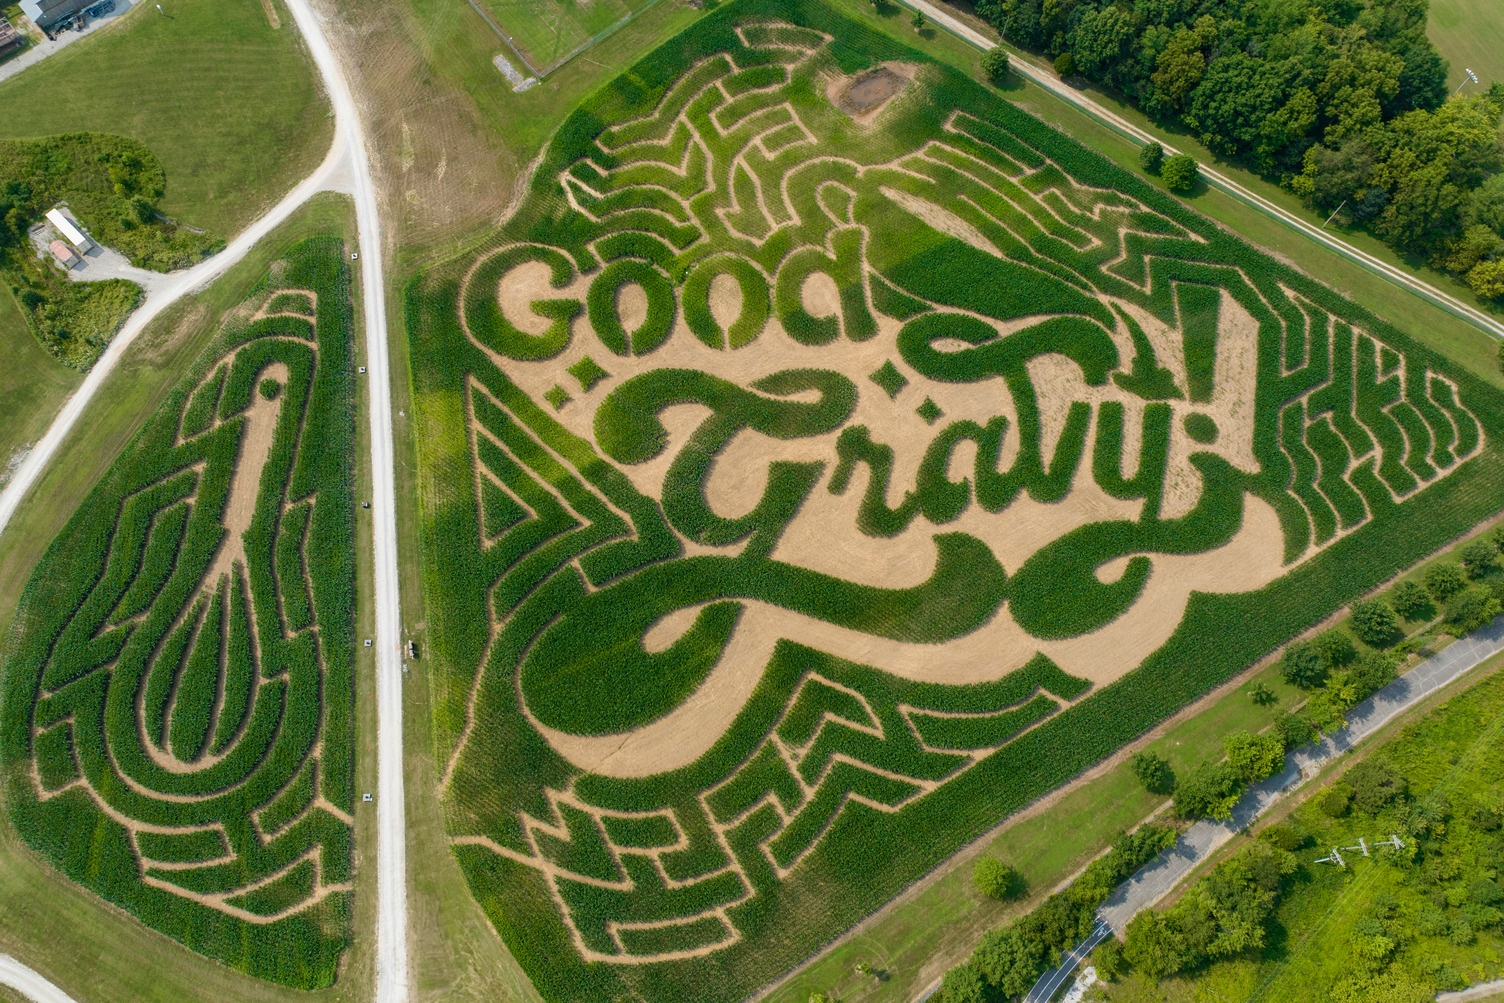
[403,6,1504,1001]
[0,238,357,989]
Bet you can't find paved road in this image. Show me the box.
[1099,619,1504,934]
[898,0,1504,341]
[1024,920,1110,1003]
[0,0,406,1000]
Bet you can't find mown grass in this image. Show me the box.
[0,193,378,1003]
[1429,0,1504,96]
[0,0,331,236]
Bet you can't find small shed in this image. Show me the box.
[45,208,94,253]
[49,239,79,268]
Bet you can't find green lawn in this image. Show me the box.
[0,290,81,491]
[1429,0,1504,95]
[0,194,381,1003]
[473,0,656,73]
[0,0,331,236]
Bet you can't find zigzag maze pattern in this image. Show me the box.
[440,24,1483,963]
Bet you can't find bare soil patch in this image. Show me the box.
[826,63,918,124]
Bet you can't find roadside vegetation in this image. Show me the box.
[1093,658,1504,1002]
[976,0,1504,308]
[0,133,220,368]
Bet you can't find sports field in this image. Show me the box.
[0,0,330,236]
[401,1,1504,998]
[0,234,359,988]
[472,0,657,75]
[1428,0,1504,96]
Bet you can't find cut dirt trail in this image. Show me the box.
[0,0,404,999]
[896,0,1504,341]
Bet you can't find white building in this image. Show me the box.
[45,208,94,254]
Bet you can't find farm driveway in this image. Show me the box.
[0,0,138,87]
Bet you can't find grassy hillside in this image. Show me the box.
[0,0,330,236]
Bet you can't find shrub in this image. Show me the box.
[1093,938,1126,980]
[1321,782,1353,816]
[1225,731,1285,785]
[1138,141,1164,174]
[940,963,986,1003]
[1312,629,1356,669]
[1350,598,1400,647]
[1248,681,1277,706]
[911,8,925,30]
[1280,640,1328,689]
[1426,562,1467,600]
[1390,579,1429,619]
[1173,761,1242,819]
[1130,751,1175,794]
[973,856,1020,899]
[1259,821,1309,851]
[1462,538,1498,578]
[981,48,1010,83]
[1054,52,1075,76]
[1272,710,1317,749]
[1160,153,1199,191]
[1445,584,1502,635]
[1347,759,1407,814]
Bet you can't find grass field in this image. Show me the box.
[0,194,382,1003]
[399,1,1504,999]
[0,292,81,490]
[1428,0,1504,95]
[0,0,330,236]
[472,0,657,74]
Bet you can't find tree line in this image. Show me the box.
[975,0,1504,304]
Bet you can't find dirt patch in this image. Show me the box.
[827,63,918,125]
[205,361,289,586]
[259,0,282,29]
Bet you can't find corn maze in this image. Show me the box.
[403,3,1504,1000]
[0,238,357,988]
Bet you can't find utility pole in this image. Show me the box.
[1322,200,1347,229]
[1453,68,1479,97]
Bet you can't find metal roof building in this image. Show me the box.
[45,208,94,253]
[48,240,79,269]
[18,0,90,29]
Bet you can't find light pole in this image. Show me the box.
[1453,67,1479,97]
